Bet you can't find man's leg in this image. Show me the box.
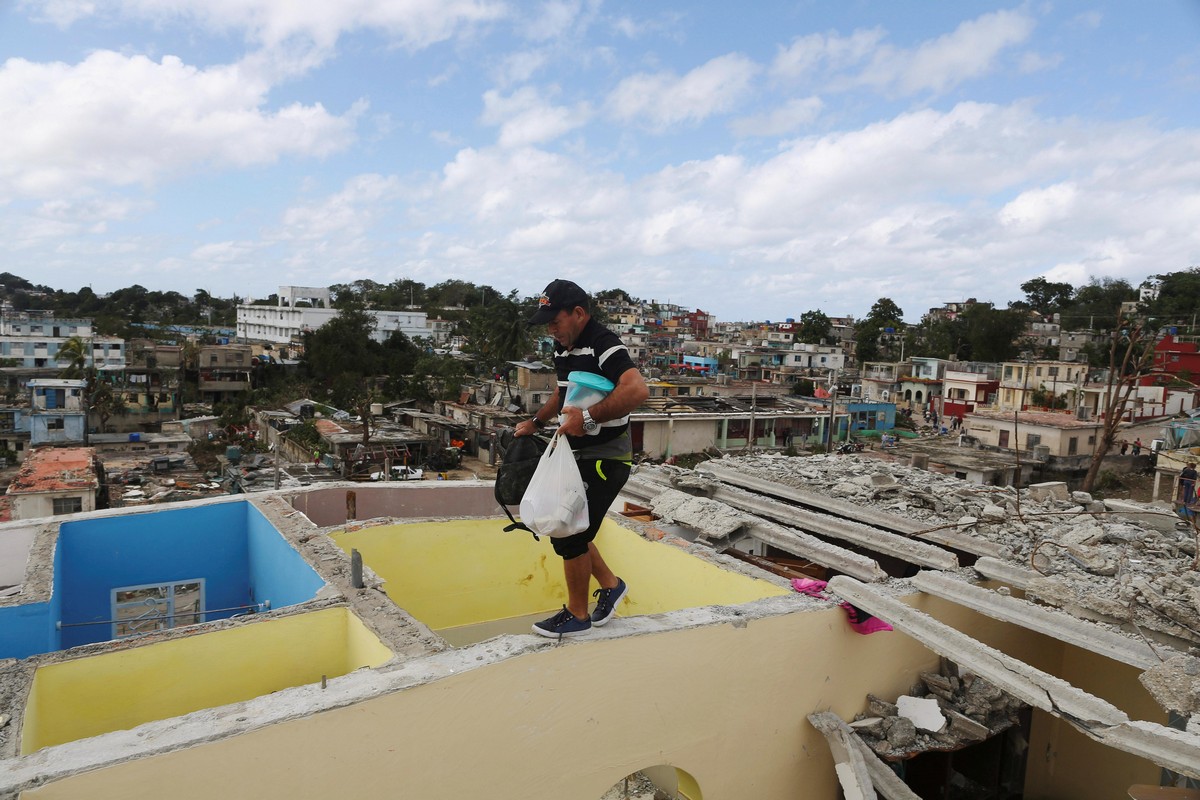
[588,541,618,589]
[563,551,592,620]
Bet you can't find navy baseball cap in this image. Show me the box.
[528,279,589,325]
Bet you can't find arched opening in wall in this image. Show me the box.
[601,766,702,799]
[904,389,912,401]
[915,390,924,404]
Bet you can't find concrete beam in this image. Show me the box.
[911,570,1163,670]
[708,482,959,571]
[809,712,921,800]
[697,463,1005,559]
[808,712,878,800]
[973,557,1200,653]
[827,576,1200,780]
[625,477,889,582]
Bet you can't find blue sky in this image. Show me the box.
[2,1,1199,322]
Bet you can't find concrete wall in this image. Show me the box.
[13,595,1144,800]
[11,490,95,522]
[289,483,503,528]
[0,525,37,586]
[641,418,714,458]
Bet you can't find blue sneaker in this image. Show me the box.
[590,577,628,626]
[532,606,591,638]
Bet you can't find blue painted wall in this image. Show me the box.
[246,504,324,611]
[0,501,326,659]
[30,414,87,445]
[58,504,251,648]
[0,602,54,660]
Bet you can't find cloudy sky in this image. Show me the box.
[2,1,1199,322]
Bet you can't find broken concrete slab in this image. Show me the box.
[808,712,878,800]
[645,488,749,540]
[1139,655,1200,715]
[896,695,946,733]
[828,576,1200,780]
[1103,499,1182,535]
[624,477,889,582]
[911,570,1164,670]
[683,478,960,571]
[1028,482,1070,502]
[696,462,1006,559]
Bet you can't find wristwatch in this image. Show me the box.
[531,417,546,430]
[582,409,599,433]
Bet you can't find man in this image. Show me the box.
[1180,461,1197,508]
[516,279,649,638]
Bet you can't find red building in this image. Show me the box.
[1150,335,1200,384]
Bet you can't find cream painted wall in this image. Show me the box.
[641,418,715,458]
[10,490,94,522]
[22,598,1098,800]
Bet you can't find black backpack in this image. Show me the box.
[494,432,548,538]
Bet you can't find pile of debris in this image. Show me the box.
[849,658,1026,760]
[694,453,1200,648]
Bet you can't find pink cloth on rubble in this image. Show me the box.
[791,578,893,635]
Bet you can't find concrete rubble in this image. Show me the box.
[628,451,1200,777]
[638,453,1200,657]
[848,658,1026,760]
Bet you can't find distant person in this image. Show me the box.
[1132,438,1143,456]
[1180,462,1197,508]
[1120,440,1129,456]
[516,279,649,638]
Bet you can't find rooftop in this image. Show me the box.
[7,447,97,495]
[0,454,1197,798]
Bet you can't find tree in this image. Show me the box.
[959,306,1027,362]
[90,381,128,433]
[56,335,89,378]
[1146,267,1200,325]
[855,298,905,364]
[1063,278,1135,329]
[1016,277,1074,317]
[1081,313,1162,493]
[459,293,535,368]
[796,310,832,344]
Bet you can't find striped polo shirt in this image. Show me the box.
[553,317,638,460]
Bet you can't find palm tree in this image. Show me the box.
[90,381,129,433]
[56,335,89,378]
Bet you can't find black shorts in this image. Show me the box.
[551,459,631,560]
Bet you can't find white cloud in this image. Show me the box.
[607,53,760,131]
[771,10,1035,97]
[20,0,508,52]
[413,101,1200,318]
[999,182,1079,231]
[481,86,590,147]
[521,0,584,42]
[1018,51,1063,73]
[770,28,885,81]
[862,9,1036,95]
[0,50,358,198]
[278,174,404,243]
[730,96,823,138]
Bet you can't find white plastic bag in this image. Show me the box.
[519,433,589,538]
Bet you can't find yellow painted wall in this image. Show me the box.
[22,597,1065,800]
[329,518,788,633]
[22,608,392,754]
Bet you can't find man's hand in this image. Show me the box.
[514,419,541,437]
[557,406,585,437]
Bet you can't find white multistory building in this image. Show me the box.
[236,286,429,345]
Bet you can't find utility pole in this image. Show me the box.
[826,370,838,453]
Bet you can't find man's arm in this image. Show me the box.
[558,368,648,436]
